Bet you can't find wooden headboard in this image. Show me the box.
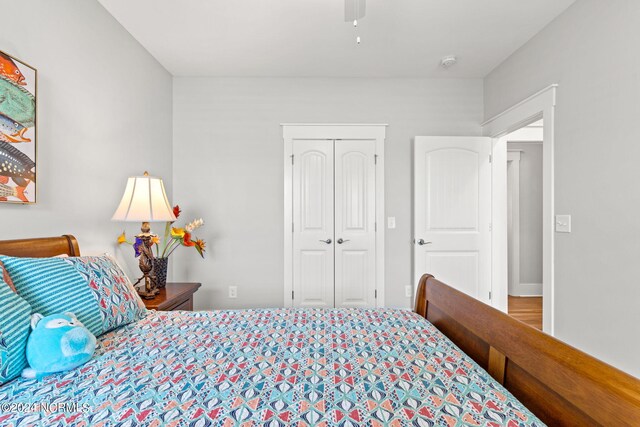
[0,235,80,257]
[415,274,640,426]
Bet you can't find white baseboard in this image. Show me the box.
[509,282,542,297]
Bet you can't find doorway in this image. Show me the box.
[506,121,543,330]
[282,124,386,308]
[484,84,556,335]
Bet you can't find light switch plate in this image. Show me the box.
[555,215,571,233]
[405,285,412,298]
[387,217,396,229]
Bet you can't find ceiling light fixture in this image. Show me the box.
[345,0,366,45]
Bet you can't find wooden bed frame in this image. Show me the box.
[1,236,639,425]
[415,274,640,426]
[0,235,80,258]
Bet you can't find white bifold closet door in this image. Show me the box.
[292,139,376,308]
[334,140,377,308]
[292,140,335,307]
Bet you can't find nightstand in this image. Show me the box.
[143,282,201,311]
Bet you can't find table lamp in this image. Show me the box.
[112,172,176,299]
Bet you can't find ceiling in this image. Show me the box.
[98,0,575,78]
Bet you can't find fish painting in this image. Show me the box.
[0,76,35,128]
[0,113,30,143]
[0,182,27,202]
[0,52,26,86]
[0,50,36,204]
[0,140,35,186]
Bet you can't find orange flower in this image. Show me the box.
[182,232,195,247]
[173,205,181,219]
[152,235,160,244]
[194,238,206,258]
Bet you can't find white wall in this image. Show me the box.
[173,77,483,310]
[0,0,173,274]
[485,0,640,377]
[508,142,543,293]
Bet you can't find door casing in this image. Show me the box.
[283,124,386,308]
[507,150,521,297]
[483,84,557,335]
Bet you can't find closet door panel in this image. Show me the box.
[334,139,377,308]
[292,140,335,307]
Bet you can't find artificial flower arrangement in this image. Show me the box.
[117,205,206,259]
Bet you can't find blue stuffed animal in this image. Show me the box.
[22,312,96,379]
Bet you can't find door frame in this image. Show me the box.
[483,84,557,334]
[507,150,521,297]
[282,124,386,308]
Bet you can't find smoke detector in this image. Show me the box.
[440,56,458,69]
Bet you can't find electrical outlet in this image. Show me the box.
[405,285,412,298]
[228,286,238,299]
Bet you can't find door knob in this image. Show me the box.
[337,238,350,244]
[416,239,432,246]
[319,238,332,244]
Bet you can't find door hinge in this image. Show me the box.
[374,154,378,165]
[374,222,377,232]
[291,155,294,165]
[375,289,377,299]
[489,154,492,163]
[292,222,294,232]
[488,291,492,300]
[292,290,295,300]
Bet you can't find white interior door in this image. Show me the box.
[334,140,377,308]
[293,140,335,307]
[414,136,492,304]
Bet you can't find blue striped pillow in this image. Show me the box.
[0,255,146,337]
[0,277,32,384]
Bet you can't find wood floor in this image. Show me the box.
[508,296,542,330]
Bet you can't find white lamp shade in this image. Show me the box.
[112,175,176,222]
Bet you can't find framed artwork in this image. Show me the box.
[0,50,36,204]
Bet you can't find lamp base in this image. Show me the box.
[133,223,160,300]
[137,288,160,300]
[133,274,160,299]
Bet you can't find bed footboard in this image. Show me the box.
[414,274,640,426]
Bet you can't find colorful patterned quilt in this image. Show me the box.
[0,309,544,427]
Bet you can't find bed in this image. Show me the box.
[0,236,639,426]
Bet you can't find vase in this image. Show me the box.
[152,257,169,288]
